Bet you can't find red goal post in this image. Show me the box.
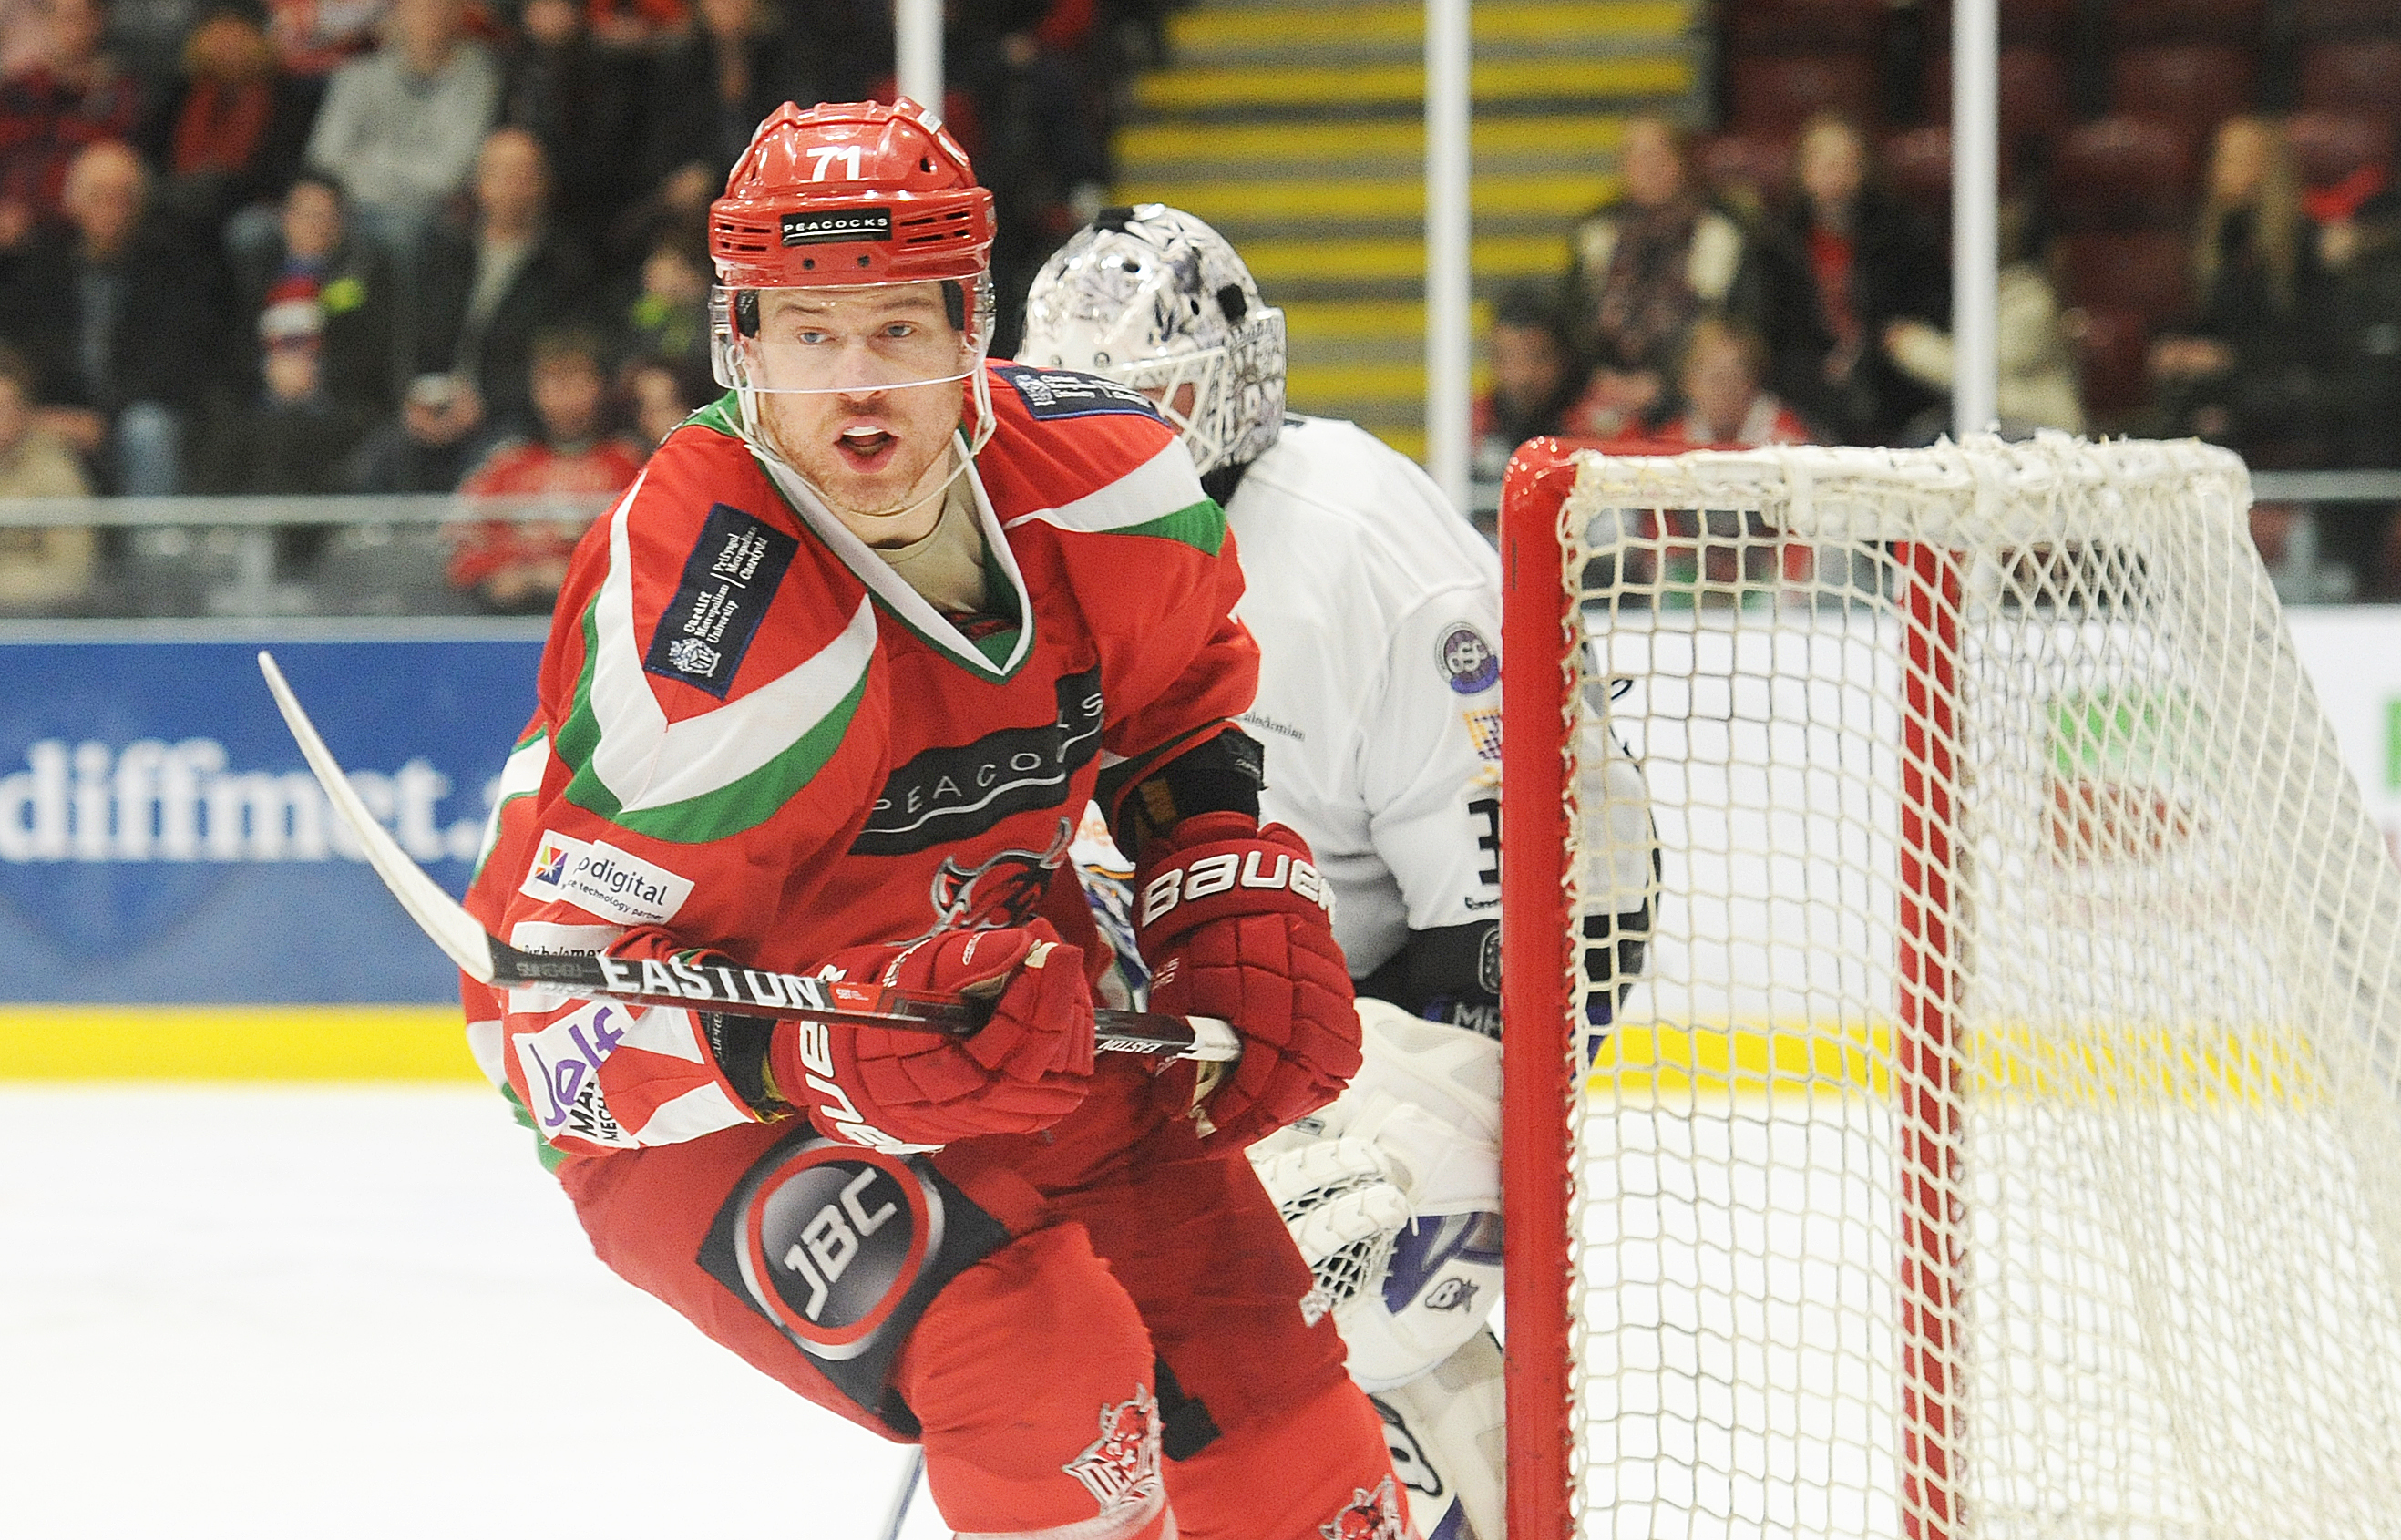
[1497,435,2401,1540]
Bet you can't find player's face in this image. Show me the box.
[752,284,970,531]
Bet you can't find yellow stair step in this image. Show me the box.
[1117,114,1628,169]
[1134,55,1692,113]
[1238,232,1571,284]
[1288,360,1493,404]
[1119,172,1619,224]
[1281,299,1493,340]
[1169,0,1693,53]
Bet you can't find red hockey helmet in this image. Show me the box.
[709,98,995,289]
[708,99,1000,399]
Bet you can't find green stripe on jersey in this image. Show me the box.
[1110,498,1226,556]
[1003,439,1217,550]
[552,494,879,844]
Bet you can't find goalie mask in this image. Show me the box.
[709,99,999,406]
[1018,203,1286,477]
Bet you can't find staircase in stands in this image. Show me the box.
[1111,0,1704,460]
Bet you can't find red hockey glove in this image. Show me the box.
[767,921,1096,1152]
[1135,811,1360,1148]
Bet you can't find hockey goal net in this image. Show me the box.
[1496,435,2401,1540]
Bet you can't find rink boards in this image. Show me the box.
[2,611,2396,1083]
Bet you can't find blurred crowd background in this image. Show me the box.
[0,0,2390,615]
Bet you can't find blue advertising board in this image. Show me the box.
[0,629,545,1001]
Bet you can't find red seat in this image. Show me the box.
[2104,0,2265,46]
[2300,39,2401,119]
[2047,115,2201,230]
[2287,110,2392,190]
[1919,47,2071,151]
[2061,304,2153,422]
[1696,128,1798,211]
[1727,0,1886,54]
[2109,45,2259,139]
[1728,52,1883,133]
[2053,231,2192,326]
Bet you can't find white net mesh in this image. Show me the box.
[1531,435,2401,1540]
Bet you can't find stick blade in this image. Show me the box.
[256,650,498,985]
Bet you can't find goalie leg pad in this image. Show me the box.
[1370,1328,1506,1540]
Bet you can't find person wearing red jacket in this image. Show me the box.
[457,99,1405,1540]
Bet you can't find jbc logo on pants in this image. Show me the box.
[733,1142,938,1361]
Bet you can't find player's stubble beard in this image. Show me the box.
[756,377,966,549]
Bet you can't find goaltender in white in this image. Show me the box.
[1022,205,1657,1540]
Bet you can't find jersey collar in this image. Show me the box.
[754,433,1036,682]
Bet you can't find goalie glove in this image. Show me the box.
[1135,810,1360,1148]
[1248,998,1503,1391]
[768,921,1096,1153]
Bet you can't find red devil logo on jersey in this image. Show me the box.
[1320,1475,1409,1540]
[902,816,1074,943]
[1062,1385,1163,1513]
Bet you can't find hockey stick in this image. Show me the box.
[255,652,1238,1062]
[876,1448,925,1540]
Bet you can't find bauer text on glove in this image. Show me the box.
[1135,810,1360,1146]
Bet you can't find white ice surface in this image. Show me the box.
[0,1087,946,1539]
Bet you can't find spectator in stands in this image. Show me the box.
[1652,316,1811,448]
[232,169,399,416]
[408,125,590,439]
[0,139,224,492]
[141,5,313,236]
[1560,113,1757,436]
[263,0,385,79]
[2147,116,2337,467]
[498,0,640,255]
[303,0,499,257]
[640,0,816,190]
[1880,195,2085,439]
[1755,114,1945,446]
[0,338,95,611]
[1469,281,1588,530]
[621,349,708,449]
[446,324,639,612]
[617,223,708,379]
[0,0,140,249]
[200,293,368,495]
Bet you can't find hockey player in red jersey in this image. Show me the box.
[457,101,1407,1540]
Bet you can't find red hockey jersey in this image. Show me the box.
[461,365,1257,1157]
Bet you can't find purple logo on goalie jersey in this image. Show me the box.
[1436,624,1498,695]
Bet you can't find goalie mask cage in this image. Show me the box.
[1496,435,2401,1540]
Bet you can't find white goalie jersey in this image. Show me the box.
[1226,414,1507,1017]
